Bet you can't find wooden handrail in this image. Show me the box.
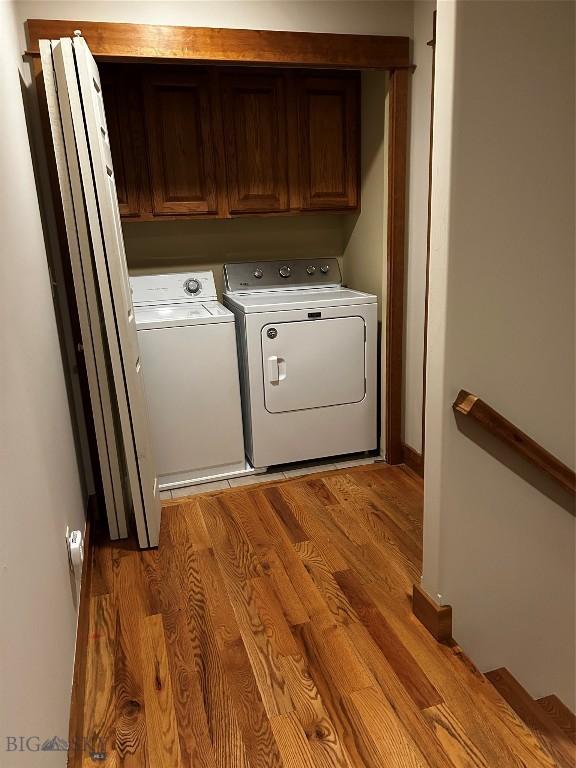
[453,390,576,496]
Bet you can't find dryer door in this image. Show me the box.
[262,317,366,413]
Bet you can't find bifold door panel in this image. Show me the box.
[46,36,162,547]
[262,317,366,413]
[41,40,128,540]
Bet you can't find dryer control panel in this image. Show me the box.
[224,258,342,292]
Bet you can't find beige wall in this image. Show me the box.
[15,0,413,36]
[423,0,575,709]
[343,71,388,320]
[342,70,389,451]
[403,0,435,454]
[0,0,85,762]
[125,215,346,297]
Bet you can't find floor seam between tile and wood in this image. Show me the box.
[161,455,380,500]
[82,463,557,768]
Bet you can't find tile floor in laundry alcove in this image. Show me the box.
[160,455,380,500]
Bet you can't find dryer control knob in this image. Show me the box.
[306,265,317,275]
[279,265,291,278]
[184,278,201,295]
[254,268,264,279]
[320,264,330,274]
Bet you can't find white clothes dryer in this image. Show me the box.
[223,259,377,468]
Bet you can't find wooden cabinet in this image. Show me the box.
[297,73,359,211]
[101,64,360,221]
[142,68,221,216]
[221,71,290,214]
[101,65,149,217]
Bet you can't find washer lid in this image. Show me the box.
[223,287,377,314]
[135,302,234,330]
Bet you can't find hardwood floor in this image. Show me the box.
[80,464,557,767]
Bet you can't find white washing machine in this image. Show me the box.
[130,271,250,490]
[223,258,377,468]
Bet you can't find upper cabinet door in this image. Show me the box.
[101,65,149,218]
[221,71,290,213]
[297,73,360,211]
[143,68,219,216]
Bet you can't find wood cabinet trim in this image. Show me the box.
[285,71,302,211]
[26,19,410,70]
[386,68,410,464]
[208,69,230,219]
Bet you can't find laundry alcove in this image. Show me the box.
[27,19,411,546]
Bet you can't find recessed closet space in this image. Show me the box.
[115,67,388,323]
[115,65,390,486]
[113,65,390,499]
[31,20,407,545]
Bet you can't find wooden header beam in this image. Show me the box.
[25,19,410,70]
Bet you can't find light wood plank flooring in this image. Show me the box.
[82,463,556,767]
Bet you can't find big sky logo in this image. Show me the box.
[5,735,106,758]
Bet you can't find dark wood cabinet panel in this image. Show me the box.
[220,71,290,213]
[297,73,359,211]
[101,64,360,220]
[142,68,220,216]
[101,65,148,217]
